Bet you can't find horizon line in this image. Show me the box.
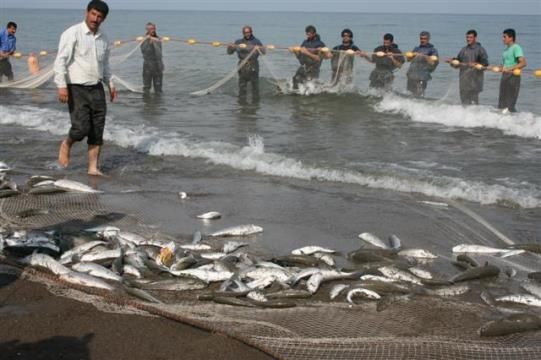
[0,7,535,16]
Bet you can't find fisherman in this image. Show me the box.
[54,0,116,176]
[0,22,17,82]
[291,25,327,90]
[498,28,526,113]
[227,25,265,100]
[330,28,362,86]
[362,33,405,90]
[448,30,489,105]
[141,22,163,93]
[406,31,438,97]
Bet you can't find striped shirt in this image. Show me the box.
[54,21,112,88]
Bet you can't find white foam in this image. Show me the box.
[1,105,540,209]
[375,93,541,139]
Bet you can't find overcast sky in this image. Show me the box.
[1,0,540,15]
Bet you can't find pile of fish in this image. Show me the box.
[1,222,541,337]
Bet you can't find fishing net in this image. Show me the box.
[1,192,540,360]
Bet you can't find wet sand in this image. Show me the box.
[0,273,272,360]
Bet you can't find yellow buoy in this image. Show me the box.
[39,50,48,57]
[211,41,222,47]
[238,43,247,49]
[157,247,174,267]
[375,51,385,57]
[266,44,275,50]
[405,51,415,59]
[491,66,501,73]
[136,36,145,41]
[13,52,22,58]
[162,36,170,42]
[187,39,197,45]
[319,47,330,54]
[450,59,460,66]
[534,69,541,78]
[429,55,438,62]
[474,63,484,70]
[345,49,355,56]
[512,68,522,76]
[114,40,122,47]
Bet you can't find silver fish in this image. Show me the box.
[313,252,336,267]
[330,284,350,300]
[54,179,102,193]
[22,253,71,276]
[378,266,423,285]
[180,244,212,251]
[452,244,509,254]
[408,267,433,280]
[71,262,122,282]
[80,248,122,263]
[291,246,335,256]
[358,232,388,249]
[521,281,541,299]
[398,249,437,259]
[197,211,222,220]
[122,264,142,278]
[479,313,541,337]
[347,288,381,303]
[429,284,470,297]
[123,285,163,303]
[200,252,227,260]
[171,268,233,283]
[60,241,107,264]
[246,290,268,302]
[209,224,263,237]
[223,241,247,254]
[60,271,115,291]
[496,295,541,307]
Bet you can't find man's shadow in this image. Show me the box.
[0,333,93,360]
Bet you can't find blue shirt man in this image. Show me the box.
[406,31,438,97]
[0,22,17,82]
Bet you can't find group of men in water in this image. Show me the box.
[0,0,530,177]
[224,24,527,113]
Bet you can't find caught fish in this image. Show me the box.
[123,285,163,303]
[348,248,397,263]
[223,241,247,254]
[54,179,102,193]
[200,252,227,260]
[450,264,500,283]
[140,278,207,291]
[246,290,268,302]
[479,313,541,337]
[59,271,115,291]
[180,244,212,251]
[452,244,508,254]
[521,281,541,299]
[347,288,381,303]
[313,252,335,267]
[80,248,122,264]
[60,240,107,264]
[21,253,71,276]
[388,235,402,250]
[72,262,122,282]
[306,272,324,294]
[0,161,12,172]
[26,175,56,187]
[408,267,433,280]
[398,249,437,259]
[122,264,142,278]
[358,232,388,249]
[329,284,350,300]
[456,254,479,268]
[27,186,66,195]
[197,211,222,220]
[209,224,263,237]
[508,243,541,255]
[291,246,335,256]
[378,266,423,285]
[5,233,60,254]
[429,284,470,297]
[171,268,233,283]
[496,295,541,307]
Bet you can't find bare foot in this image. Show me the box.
[87,169,109,178]
[58,140,71,168]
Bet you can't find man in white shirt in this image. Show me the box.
[54,0,116,176]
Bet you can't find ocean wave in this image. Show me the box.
[374,93,541,139]
[1,105,540,208]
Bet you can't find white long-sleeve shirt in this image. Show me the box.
[54,21,112,88]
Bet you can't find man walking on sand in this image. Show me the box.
[54,0,116,176]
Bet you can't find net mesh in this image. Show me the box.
[1,193,540,360]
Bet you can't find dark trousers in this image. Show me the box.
[498,73,520,112]
[369,70,394,90]
[67,83,107,145]
[293,65,320,90]
[460,91,479,105]
[239,73,259,99]
[407,78,428,98]
[143,62,163,93]
[0,59,14,82]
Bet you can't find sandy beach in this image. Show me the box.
[0,272,272,360]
